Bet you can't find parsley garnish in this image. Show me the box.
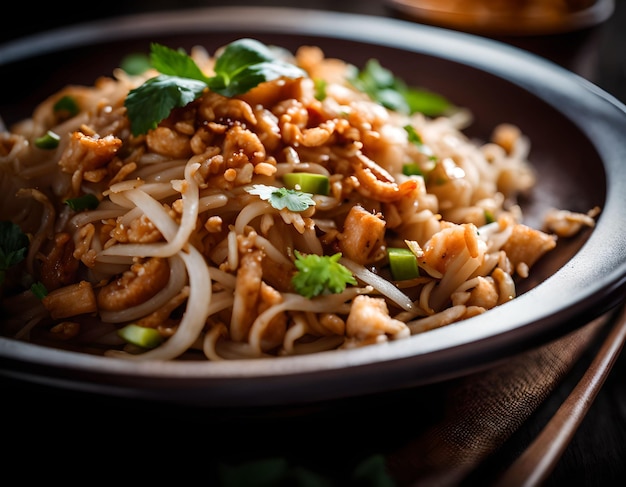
[246,184,315,212]
[291,251,357,298]
[124,38,307,136]
[0,221,29,285]
[349,58,452,116]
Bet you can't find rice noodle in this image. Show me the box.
[0,39,599,361]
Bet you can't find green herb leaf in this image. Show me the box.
[0,221,29,285]
[149,43,211,82]
[65,193,100,211]
[207,38,306,97]
[124,39,307,136]
[209,59,306,98]
[291,251,357,298]
[125,75,208,136]
[403,86,452,117]
[246,184,316,212]
[30,281,48,299]
[350,58,453,116]
[120,52,152,75]
[352,454,397,487]
[218,458,290,487]
[404,124,435,160]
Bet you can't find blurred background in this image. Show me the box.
[3,0,625,105]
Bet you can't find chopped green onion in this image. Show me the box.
[402,163,423,177]
[314,78,327,101]
[53,95,79,118]
[282,172,330,195]
[484,209,496,224]
[30,281,48,300]
[117,324,164,349]
[34,130,60,149]
[388,247,420,281]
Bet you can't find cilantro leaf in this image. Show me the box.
[246,184,315,212]
[292,251,357,298]
[0,221,29,285]
[350,58,452,116]
[120,52,152,76]
[123,39,307,136]
[403,86,452,117]
[149,42,210,82]
[125,75,207,136]
[209,60,306,98]
[214,38,276,74]
[208,38,305,96]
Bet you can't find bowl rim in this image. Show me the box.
[1,6,626,406]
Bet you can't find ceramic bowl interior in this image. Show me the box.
[1,7,625,407]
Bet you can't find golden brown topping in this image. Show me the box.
[501,223,557,272]
[42,281,97,320]
[39,232,80,291]
[346,294,409,341]
[146,126,192,158]
[97,257,170,311]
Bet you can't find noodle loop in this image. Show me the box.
[0,39,599,361]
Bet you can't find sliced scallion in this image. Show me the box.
[388,247,420,281]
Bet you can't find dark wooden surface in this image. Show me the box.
[2,2,625,485]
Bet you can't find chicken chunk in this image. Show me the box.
[346,294,409,341]
[501,223,557,271]
[338,205,386,265]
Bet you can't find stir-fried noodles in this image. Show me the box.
[0,39,599,361]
